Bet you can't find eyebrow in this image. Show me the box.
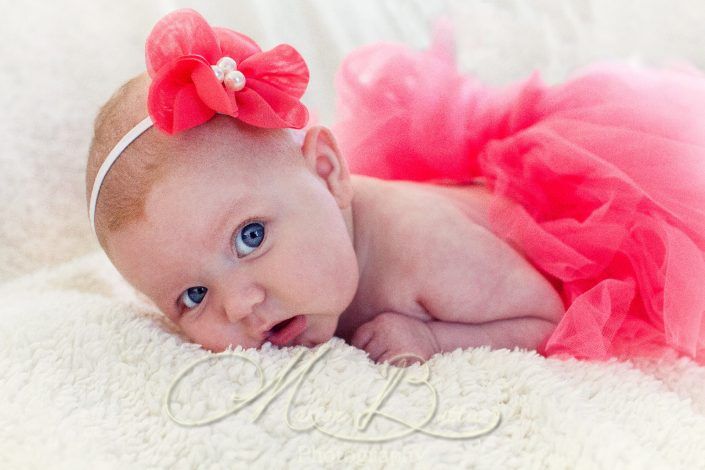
[210,191,252,247]
[212,195,237,236]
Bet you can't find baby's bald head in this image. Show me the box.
[86,73,304,255]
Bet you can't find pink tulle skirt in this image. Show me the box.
[332,33,705,364]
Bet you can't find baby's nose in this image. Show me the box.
[222,283,265,325]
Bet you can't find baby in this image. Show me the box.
[86,60,564,365]
[89,9,705,367]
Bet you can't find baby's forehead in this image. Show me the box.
[140,125,305,212]
[155,115,302,170]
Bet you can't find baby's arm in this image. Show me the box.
[407,202,566,327]
[350,312,555,366]
[425,317,556,353]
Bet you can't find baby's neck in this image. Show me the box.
[346,174,378,284]
[336,174,390,337]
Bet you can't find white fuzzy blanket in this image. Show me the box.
[3,0,705,468]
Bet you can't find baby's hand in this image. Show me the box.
[350,312,440,367]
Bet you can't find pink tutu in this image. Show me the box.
[332,33,705,364]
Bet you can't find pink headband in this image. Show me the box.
[89,8,310,234]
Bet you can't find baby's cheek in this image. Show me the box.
[274,244,324,297]
[287,233,358,308]
[293,244,343,293]
[323,240,359,309]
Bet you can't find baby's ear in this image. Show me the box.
[301,126,353,208]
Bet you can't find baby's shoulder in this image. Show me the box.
[376,180,499,279]
[352,176,499,312]
[364,177,495,253]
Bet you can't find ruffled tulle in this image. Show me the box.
[333,33,705,364]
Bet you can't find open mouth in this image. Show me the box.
[270,317,296,333]
[267,315,307,347]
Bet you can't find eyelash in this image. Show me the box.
[177,218,267,316]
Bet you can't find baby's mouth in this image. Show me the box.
[266,315,307,346]
[269,317,295,333]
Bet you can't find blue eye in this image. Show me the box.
[181,286,207,309]
[234,222,265,257]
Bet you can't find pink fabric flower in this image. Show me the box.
[145,8,309,134]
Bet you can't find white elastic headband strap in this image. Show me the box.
[89,116,154,235]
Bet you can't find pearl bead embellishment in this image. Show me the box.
[217,56,237,74]
[212,56,246,91]
[224,70,246,91]
[211,65,224,82]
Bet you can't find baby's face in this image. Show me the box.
[107,127,360,352]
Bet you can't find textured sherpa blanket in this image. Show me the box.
[4,251,705,469]
[3,0,705,468]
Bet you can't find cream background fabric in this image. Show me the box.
[2,1,705,468]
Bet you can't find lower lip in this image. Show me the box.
[267,315,307,347]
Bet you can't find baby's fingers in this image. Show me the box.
[350,322,375,350]
[350,324,387,361]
